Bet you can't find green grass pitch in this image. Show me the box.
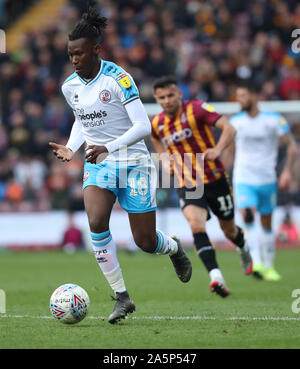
[0,248,299,349]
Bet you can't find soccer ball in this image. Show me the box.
[50,283,90,324]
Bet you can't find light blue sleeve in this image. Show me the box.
[277,114,290,137]
[102,61,139,104]
[115,72,139,104]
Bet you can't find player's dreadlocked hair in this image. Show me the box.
[69,2,107,44]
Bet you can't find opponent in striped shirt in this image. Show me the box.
[152,98,225,187]
[151,76,253,297]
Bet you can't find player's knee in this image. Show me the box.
[222,225,237,240]
[244,208,254,224]
[87,215,109,234]
[188,219,206,234]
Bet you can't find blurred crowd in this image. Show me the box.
[0,0,300,213]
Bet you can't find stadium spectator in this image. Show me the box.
[277,210,299,245]
[62,211,83,253]
[5,177,24,205]
[46,164,71,209]
[279,67,300,100]
[13,154,47,191]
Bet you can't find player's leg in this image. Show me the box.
[128,211,192,283]
[258,183,281,281]
[205,175,252,276]
[218,217,252,275]
[84,185,135,323]
[120,160,192,283]
[83,161,136,324]
[233,183,263,278]
[239,207,263,278]
[182,203,230,297]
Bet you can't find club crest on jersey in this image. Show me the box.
[99,90,111,103]
[83,171,90,182]
[116,73,131,88]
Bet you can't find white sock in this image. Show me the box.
[245,223,262,266]
[209,268,225,284]
[154,230,178,255]
[91,230,126,294]
[261,228,275,269]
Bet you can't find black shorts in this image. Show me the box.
[177,174,234,221]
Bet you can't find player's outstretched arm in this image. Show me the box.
[204,116,236,161]
[49,118,85,162]
[278,132,298,190]
[49,142,73,162]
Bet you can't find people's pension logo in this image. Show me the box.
[291,29,300,53]
[0,29,5,53]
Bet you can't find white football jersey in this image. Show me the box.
[229,110,290,185]
[62,60,150,162]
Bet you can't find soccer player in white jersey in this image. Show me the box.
[228,83,297,281]
[49,7,192,324]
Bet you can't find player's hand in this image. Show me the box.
[49,142,73,162]
[203,148,221,161]
[278,168,292,190]
[85,145,109,164]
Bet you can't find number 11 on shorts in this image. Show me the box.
[217,194,233,212]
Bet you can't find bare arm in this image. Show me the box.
[151,135,174,176]
[151,135,166,154]
[204,116,236,161]
[278,132,298,190]
[220,141,235,172]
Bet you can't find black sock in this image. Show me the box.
[193,232,218,272]
[231,225,245,249]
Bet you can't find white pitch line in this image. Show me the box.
[1,314,300,321]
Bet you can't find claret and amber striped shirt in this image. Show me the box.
[151,100,225,187]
